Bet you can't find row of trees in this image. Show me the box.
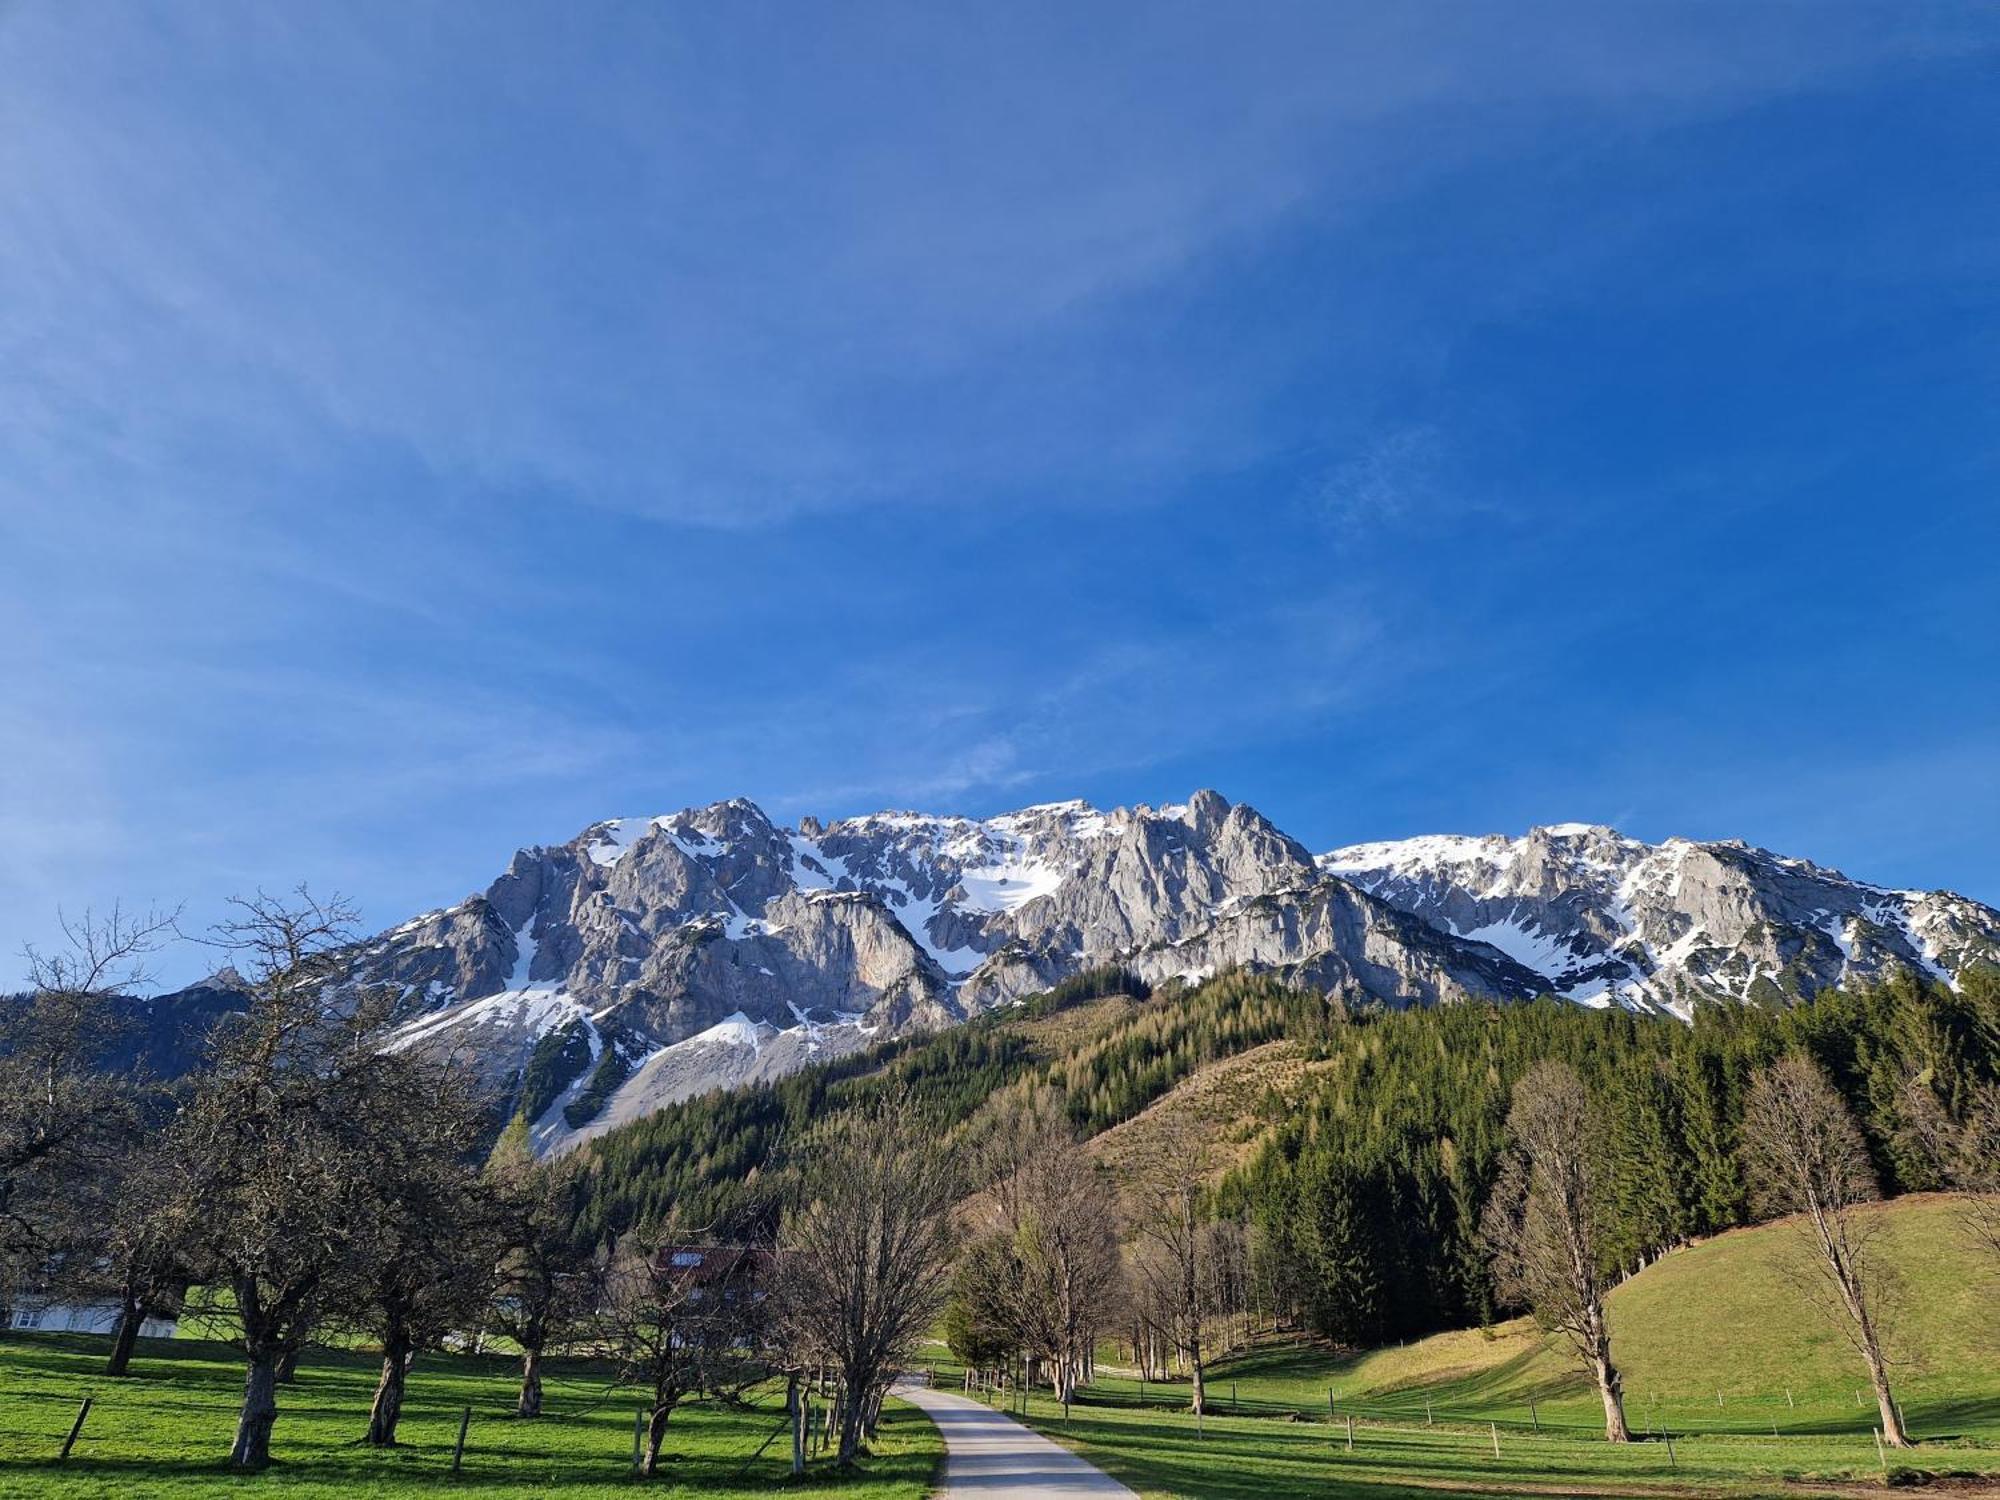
[1233,975,2000,1345]
[568,969,1998,1350]
[931,980,1999,1443]
[945,1099,1263,1422]
[942,1033,1999,1450]
[1484,1049,2000,1447]
[0,896,965,1475]
[6,901,1994,1468]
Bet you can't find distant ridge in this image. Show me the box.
[157,792,2000,1152]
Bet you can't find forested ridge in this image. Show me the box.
[1229,972,1999,1345]
[574,967,2000,1342]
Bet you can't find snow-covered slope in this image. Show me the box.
[201,797,1998,1153]
[1322,824,2000,1017]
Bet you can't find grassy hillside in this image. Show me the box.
[0,1336,939,1497]
[1201,1194,2000,1436]
[582,969,1997,1363]
[1083,1038,1328,1195]
[996,1194,2000,1497]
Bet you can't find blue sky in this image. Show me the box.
[4,4,1997,983]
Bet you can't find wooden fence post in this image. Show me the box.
[1664,1430,1676,1471]
[1490,1422,1500,1460]
[59,1397,92,1461]
[1345,1414,1353,1451]
[1530,1402,1539,1433]
[451,1406,470,1475]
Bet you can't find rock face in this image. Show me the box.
[1322,823,2000,1015]
[213,795,1997,1153]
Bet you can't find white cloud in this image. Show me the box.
[4,4,1990,526]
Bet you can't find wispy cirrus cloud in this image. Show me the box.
[4,2,1998,983]
[5,4,1989,527]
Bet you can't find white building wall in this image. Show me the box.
[9,1301,176,1338]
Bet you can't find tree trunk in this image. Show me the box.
[366,1334,411,1447]
[517,1346,544,1418]
[1863,1335,1909,1447]
[1592,1349,1631,1442]
[1188,1347,1205,1418]
[864,1385,884,1438]
[1833,1255,1909,1449]
[105,1295,144,1377]
[230,1355,279,1470]
[639,1405,671,1478]
[788,1372,805,1476]
[274,1302,315,1385]
[837,1386,866,1466]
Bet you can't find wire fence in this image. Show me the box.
[0,1360,809,1477]
[946,1361,1981,1449]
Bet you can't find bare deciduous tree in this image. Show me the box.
[1904,1071,2000,1272]
[1743,1053,1909,1447]
[1128,1125,1223,1420]
[1955,1084,2000,1267]
[340,1053,500,1447]
[774,1101,958,1466]
[159,891,409,1469]
[982,1095,1122,1412]
[596,1222,762,1478]
[93,1142,191,1377]
[487,1129,602,1417]
[2,906,176,1309]
[1480,1060,1631,1443]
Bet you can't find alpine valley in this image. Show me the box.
[167,791,2000,1153]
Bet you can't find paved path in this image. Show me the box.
[894,1382,1138,1497]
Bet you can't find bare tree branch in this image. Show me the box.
[1479,1061,1631,1442]
[1743,1053,1910,1448]
[773,1101,957,1466]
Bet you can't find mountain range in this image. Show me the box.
[219,789,1995,1155]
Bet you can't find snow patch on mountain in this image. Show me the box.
[957,853,1064,914]
[1320,824,2000,1011]
[786,832,850,891]
[1454,916,1589,982]
[328,792,2000,1156]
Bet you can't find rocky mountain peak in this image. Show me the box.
[294,794,2000,1155]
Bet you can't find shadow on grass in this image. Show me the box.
[1027,1407,1703,1500]
[0,1332,939,1495]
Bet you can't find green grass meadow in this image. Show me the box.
[965,1197,2000,1497]
[1002,1387,2000,1500]
[0,1335,939,1498]
[3,1197,1996,1497]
